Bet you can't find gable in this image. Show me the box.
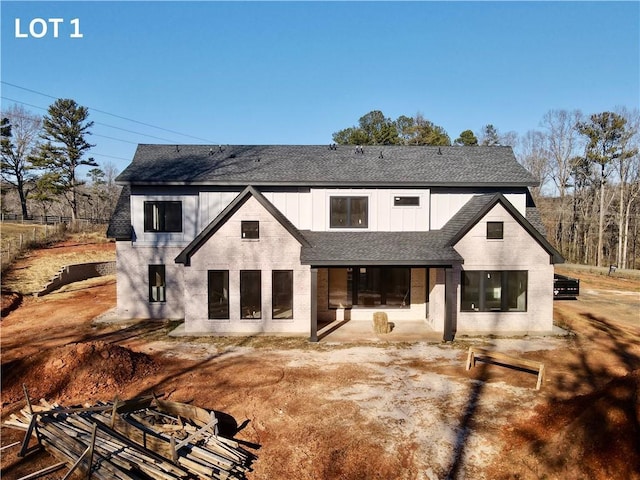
[175,186,309,266]
[446,194,563,264]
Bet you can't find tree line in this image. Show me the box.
[334,109,640,269]
[1,100,119,225]
[3,103,639,269]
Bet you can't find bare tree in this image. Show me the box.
[0,104,42,218]
[577,111,637,267]
[517,130,550,200]
[614,107,640,268]
[539,109,583,255]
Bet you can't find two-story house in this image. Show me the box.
[107,144,563,341]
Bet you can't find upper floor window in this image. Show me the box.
[394,196,420,206]
[241,221,259,239]
[487,221,504,239]
[330,196,368,228]
[144,201,182,232]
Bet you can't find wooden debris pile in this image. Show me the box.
[4,394,256,479]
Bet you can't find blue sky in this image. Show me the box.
[2,1,639,174]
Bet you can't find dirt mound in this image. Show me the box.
[2,342,158,407]
[497,370,640,480]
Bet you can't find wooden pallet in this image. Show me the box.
[465,346,546,390]
[4,393,256,480]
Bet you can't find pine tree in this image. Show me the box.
[33,99,96,221]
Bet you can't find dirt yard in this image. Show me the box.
[1,238,639,479]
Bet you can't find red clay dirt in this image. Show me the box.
[1,239,639,479]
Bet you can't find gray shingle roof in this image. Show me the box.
[300,231,462,266]
[444,193,563,263]
[299,193,562,266]
[116,144,537,187]
[106,185,131,240]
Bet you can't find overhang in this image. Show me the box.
[300,231,463,266]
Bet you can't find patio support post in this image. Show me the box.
[444,267,457,341]
[310,267,318,342]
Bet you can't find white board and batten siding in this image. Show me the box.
[130,193,199,246]
[430,192,527,230]
[264,188,431,232]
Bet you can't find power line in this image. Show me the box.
[1,81,218,143]
[92,133,139,145]
[91,152,131,161]
[2,96,174,145]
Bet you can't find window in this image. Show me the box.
[240,270,261,319]
[241,221,259,239]
[144,201,182,232]
[328,267,411,308]
[149,265,166,302]
[272,270,293,319]
[487,221,504,239]
[461,270,527,312]
[208,270,229,319]
[394,196,420,206]
[330,197,368,228]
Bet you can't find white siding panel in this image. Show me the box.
[310,188,430,232]
[131,194,199,246]
[430,193,475,230]
[199,191,239,230]
[431,192,527,230]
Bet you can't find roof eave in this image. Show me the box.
[117,180,538,188]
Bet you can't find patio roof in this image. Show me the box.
[299,230,462,266]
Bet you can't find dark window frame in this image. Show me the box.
[328,266,411,308]
[272,270,293,319]
[461,270,528,312]
[144,201,182,233]
[149,264,166,303]
[394,196,420,207]
[240,270,262,319]
[486,221,504,239]
[241,221,260,239]
[330,196,368,228]
[208,270,229,319]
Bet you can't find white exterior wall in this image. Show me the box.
[115,242,185,320]
[430,192,527,229]
[198,191,241,231]
[184,196,310,334]
[453,203,554,333]
[261,191,313,230]
[130,193,199,246]
[427,268,446,331]
[263,188,432,232]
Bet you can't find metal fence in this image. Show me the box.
[0,213,110,225]
[1,214,109,273]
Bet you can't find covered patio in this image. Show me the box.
[316,318,444,343]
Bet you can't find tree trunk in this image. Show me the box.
[617,183,624,267]
[622,200,631,269]
[597,168,605,267]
